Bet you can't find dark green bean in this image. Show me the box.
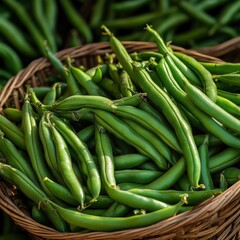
[209,148,240,174]
[33,0,57,52]
[3,108,22,122]
[0,130,38,185]
[115,169,164,184]
[51,198,184,232]
[198,134,214,190]
[0,42,23,74]
[0,114,25,150]
[22,95,54,196]
[49,122,85,209]
[130,188,222,205]
[114,154,149,170]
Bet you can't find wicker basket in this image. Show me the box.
[0,42,240,240]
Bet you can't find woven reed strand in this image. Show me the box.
[0,42,239,240]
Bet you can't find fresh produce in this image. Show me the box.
[0,25,239,233]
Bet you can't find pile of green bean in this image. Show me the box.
[0,25,240,233]
[1,0,240,91]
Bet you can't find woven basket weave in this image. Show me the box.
[0,42,239,240]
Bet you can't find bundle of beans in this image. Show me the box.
[0,26,239,239]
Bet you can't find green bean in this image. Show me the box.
[0,42,23,74]
[174,51,217,102]
[138,161,160,172]
[142,157,186,190]
[95,124,116,187]
[222,167,240,185]
[49,122,85,209]
[219,173,228,191]
[178,104,206,133]
[213,73,240,86]
[65,67,84,95]
[217,90,240,105]
[130,51,163,62]
[113,0,150,12]
[76,125,95,142]
[39,114,64,185]
[177,174,192,191]
[85,64,108,81]
[0,114,25,150]
[59,0,93,43]
[70,65,107,96]
[3,108,22,122]
[22,96,54,196]
[194,134,222,148]
[198,134,214,190]
[49,113,101,201]
[92,108,168,170]
[200,62,240,75]
[102,11,169,29]
[209,148,240,174]
[0,130,38,185]
[114,154,149,170]
[216,95,240,117]
[42,82,61,105]
[99,77,122,98]
[113,93,147,107]
[31,204,50,225]
[101,25,134,80]
[43,177,79,206]
[118,69,135,97]
[44,94,116,112]
[0,163,68,231]
[33,0,57,52]
[51,199,184,232]
[43,44,67,81]
[103,202,130,217]
[43,0,57,31]
[130,188,222,205]
[90,0,106,28]
[118,182,144,191]
[133,63,201,187]
[32,86,51,99]
[115,169,164,184]
[0,17,37,57]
